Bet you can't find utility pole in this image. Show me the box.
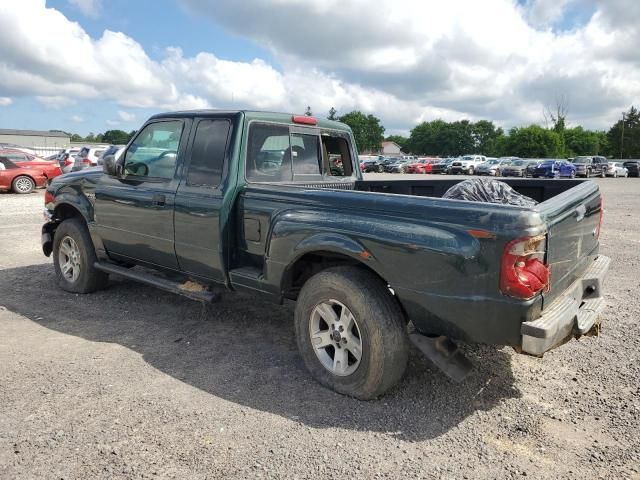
[620,112,626,159]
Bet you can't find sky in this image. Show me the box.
[0,0,638,136]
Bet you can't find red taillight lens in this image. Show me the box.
[44,191,55,204]
[595,197,604,239]
[500,235,549,299]
[63,157,73,166]
[82,158,92,165]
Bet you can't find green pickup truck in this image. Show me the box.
[42,110,610,399]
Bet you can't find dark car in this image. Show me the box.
[384,158,411,173]
[623,160,640,177]
[431,158,454,174]
[532,160,576,178]
[362,159,384,172]
[571,156,606,178]
[41,109,610,399]
[502,159,537,177]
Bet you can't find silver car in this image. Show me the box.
[605,162,628,178]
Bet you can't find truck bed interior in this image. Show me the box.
[355,178,586,204]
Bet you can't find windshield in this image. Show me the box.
[511,160,525,166]
[540,160,555,166]
[461,155,475,161]
[572,157,590,164]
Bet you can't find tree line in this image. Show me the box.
[48,129,137,145]
[331,106,640,159]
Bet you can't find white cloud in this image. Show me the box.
[117,110,136,122]
[67,0,101,18]
[70,114,84,122]
[0,0,638,133]
[0,97,11,106]
[36,96,76,109]
[106,119,120,126]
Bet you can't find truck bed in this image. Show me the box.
[356,177,584,203]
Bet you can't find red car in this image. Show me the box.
[0,157,48,193]
[406,158,436,174]
[0,148,62,180]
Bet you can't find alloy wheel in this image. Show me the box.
[58,236,81,283]
[309,299,363,376]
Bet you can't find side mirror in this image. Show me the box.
[102,154,121,176]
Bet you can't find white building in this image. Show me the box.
[381,141,402,155]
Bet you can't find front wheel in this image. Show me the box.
[53,218,109,293]
[377,165,383,173]
[12,176,35,194]
[467,167,474,175]
[294,267,408,399]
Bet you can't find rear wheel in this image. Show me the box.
[570,170,576,178]
[53,218,109,293]
[12,176,35,194]
[294,266,408,399]
[377,165,383,173]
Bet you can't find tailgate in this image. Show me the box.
[540,183,602,307]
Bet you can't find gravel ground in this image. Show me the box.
[0,177,639,479]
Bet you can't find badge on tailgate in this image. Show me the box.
[574,204,586,221]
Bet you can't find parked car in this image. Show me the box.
[531,160,577,178]
[0,148,62,180]
[384,158,411,173]
[604,162,628,178]
[475,157,517,176]
[72,146,106,171]
[41,109,609,399]
[502,159,538,177]
[431,158,454,174]
[525,160,543,177]
[571,156,606,178]
[448,155,486,175]
[406,158,435,174]
[57,148,81,173]
[362,159,384,173]
[0,156,48,193]
[622,160,640,177]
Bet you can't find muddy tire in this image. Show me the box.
[294,266,408,399]
[53,218,109,293]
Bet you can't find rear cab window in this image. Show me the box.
[246,122,356,183]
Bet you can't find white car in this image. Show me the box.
[72,146,106,171]
[57,148,81,173]
[605,162,629,178]
[448,154,487,175]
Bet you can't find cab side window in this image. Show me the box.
[124,121,183,179]
[246,123,292,182]
[186,119,231,188]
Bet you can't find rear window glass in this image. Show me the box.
[187,119,231,188]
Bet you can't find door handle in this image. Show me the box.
[151,194,166,206]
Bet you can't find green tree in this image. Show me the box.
[472,120,504,156]
[564,127,607,156]
[102,129,131,145]
[505,125,562,158]
[70,133,83,142]
[338,111,385,153]
[384,135,409,151]
[407,119,447,155]
[606,106,640,159]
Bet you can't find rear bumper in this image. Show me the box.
[520,255,611,356]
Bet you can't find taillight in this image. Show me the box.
[63,156,73,166]
[44,191,55,204]
[82,158,92,165]
[500,235,549,300]
[595,197,604,239]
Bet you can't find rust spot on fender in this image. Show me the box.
[359,250,371,259]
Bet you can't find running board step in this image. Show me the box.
[94,262,220,303]
[409,334,473,382]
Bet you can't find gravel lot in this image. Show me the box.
[1,177,639,479]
